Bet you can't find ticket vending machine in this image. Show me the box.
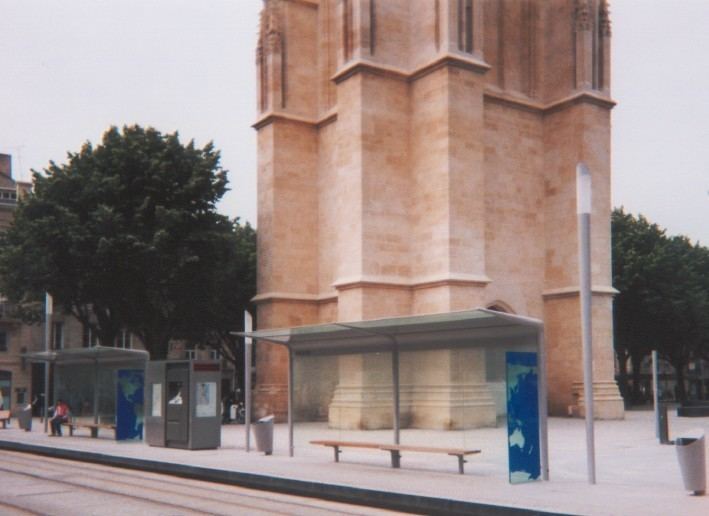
[145,360,221,450]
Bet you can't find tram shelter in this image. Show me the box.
[239,308,549,481]
[24,346,148,435]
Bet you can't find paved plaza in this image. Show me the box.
[0,409,706,515]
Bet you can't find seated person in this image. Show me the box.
[50,399,70,436]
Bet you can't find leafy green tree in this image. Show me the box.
[612,208,709,402]
[612,209,666,402]
[0,125,253,359]
[178,219,256,378]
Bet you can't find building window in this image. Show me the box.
[0,332,7,352]
[52,322,64,350]
[0,370,11,410]
[82,325,99,347]
[16,388,26,405]
[115,330,132,349]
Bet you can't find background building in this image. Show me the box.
[253,0,624,426]
[0,153,40,411]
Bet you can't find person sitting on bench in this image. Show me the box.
[50,399,70,436]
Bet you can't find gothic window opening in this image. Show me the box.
[343,0,353,62]
[459,0,474,53]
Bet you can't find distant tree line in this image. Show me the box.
[0,125,256,366]
[612,208,709,402]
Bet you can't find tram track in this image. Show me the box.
[0,451,400,515]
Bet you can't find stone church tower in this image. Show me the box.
[253,0,624,425]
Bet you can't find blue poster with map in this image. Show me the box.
[116,369,144,441]
[506,352,540,484]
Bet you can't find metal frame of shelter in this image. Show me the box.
[237,308,549,480]
[23,346,149,431]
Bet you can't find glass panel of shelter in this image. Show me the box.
[294,338,539,477]
[293,351,394,460]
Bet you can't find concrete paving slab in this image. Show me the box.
[0,410,707,515]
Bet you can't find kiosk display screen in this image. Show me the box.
[196,382,217,417]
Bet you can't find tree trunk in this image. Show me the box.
[615,350,630,403]
[673,362,688,402]
[630,353,645,404]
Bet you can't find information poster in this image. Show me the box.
[151,383,162,417]
[116,369,144,441]
[506,352,540,484]
[195,382,217,418]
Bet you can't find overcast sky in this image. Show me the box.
[1,0,707,244]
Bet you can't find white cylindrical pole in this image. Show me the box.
[43,293,53,433]
[652,350,660,438]
[244,311,253,452]
[577,162,596,485]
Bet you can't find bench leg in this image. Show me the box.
[1,420,6,429]
[457,456,466,475]
[390,450,401,469]
[69,426,74,437]
[333,446,341,463]
[91,427,98,438]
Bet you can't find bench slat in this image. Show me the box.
[310,440,381,449]
[311,439,481,474]
[380,444,481,456]
[68,423,116,429]
[60,421,116,438]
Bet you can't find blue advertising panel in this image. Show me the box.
[506,352,540,484]
[116,369,144,441]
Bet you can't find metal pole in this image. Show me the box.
[652,350,660,438]
[93,358,99,425]
[538,329,550,481]
[392,346,400,445]
[244,311,252,452]
[577,162,596,484]
[288,348,294,457]
[43,293,52,433]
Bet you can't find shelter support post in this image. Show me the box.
[43,293,52,433]
[392,346,400,445]
[652,350,660,438]
[93,358,99,425]
[244,311,253,452]
[538,329,550,481]
[288,348,294,457]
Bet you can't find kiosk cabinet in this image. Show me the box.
[145,360,221,450]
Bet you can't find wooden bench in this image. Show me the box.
[62,420,116,438]
[311,440,481,474]
[309,440,383,463]
[0,410,10,429]
[379,444,481,474]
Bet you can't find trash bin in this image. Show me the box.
[676,429,705,495]
[17,404,32,432]
[252,415,274,455]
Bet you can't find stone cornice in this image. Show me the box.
[484,88,616,115]
[332,59,409,84]
[252,291,338,305]
[254,83,613,132]
[252,110,338,130]
[331,53,491,85]
[285,0,318,8]
[543,90,617,114]
[409,53,491,81]
[542,285,619,300]
[333,274,492,292]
